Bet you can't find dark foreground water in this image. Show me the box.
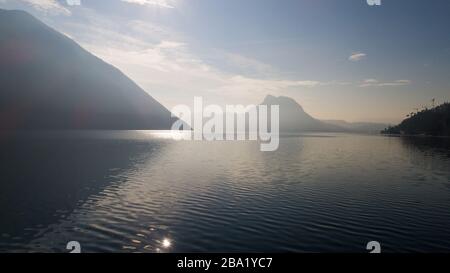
[1,131,450,253]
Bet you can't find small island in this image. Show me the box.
[382,102,450,136]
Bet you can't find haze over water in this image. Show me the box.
[1,131,450,253]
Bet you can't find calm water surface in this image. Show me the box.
[1,131,450,252]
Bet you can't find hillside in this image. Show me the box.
[0,9,177,130]
[260,95,344,132]
[382,103,450,136]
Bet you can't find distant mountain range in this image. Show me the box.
[260,95,388,133]
[260,95,341,132]
[382,103,450,136]
[0,9,176,130]
[322,120,388,134]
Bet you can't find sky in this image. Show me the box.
[1,0,450,124]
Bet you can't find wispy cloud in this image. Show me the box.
[360,79,411,87]
[121,0,175,9]
[84,39,323,106]
[50,9,328,107]
[377,80,411,87]
[66,0,81,6]
[18,0,72,15]
[222,52,274,75]
[349,52,367,62]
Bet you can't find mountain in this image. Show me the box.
[0,9,177,130]
[322,120,388,134]
[260,95,344,132]
[382,103,450,136]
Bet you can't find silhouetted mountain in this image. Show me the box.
[382,103,450,136]
[323,120,388,134]
[260,95,344,132]
[0,9,177,130]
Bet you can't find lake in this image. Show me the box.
[1,131,450,253]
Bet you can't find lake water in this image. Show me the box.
[1,131,450,253]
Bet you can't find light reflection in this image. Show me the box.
[162,238,172,248]
[137,130,192,140]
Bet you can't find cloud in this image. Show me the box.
[360,79,411,87]
[349,52,367,62]
[377,80,411,86]
[66,0,80,6]
[18,0,72,15]
[157,40,185,49]
[362,79,378,84]
[19,5,343,108]
[293,80,321,87]
[121,0,175,9]
[83,39,326,108]
[222,52,274,75]
[84,39,322,103]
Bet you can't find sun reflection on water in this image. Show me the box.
[136,130,192,141]
[162,238,172,248]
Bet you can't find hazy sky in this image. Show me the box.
[1,0,450,123]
